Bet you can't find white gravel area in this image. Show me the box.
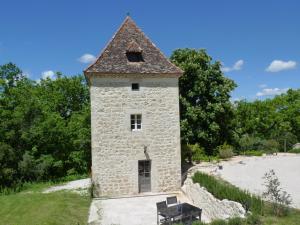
[196,154,300,209]
[88,192,191,225]
[43,178,91,193]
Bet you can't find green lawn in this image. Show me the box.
[261,209,300,225]
[0,183,91,225]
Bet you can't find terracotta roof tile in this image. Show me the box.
[84,16,183,76]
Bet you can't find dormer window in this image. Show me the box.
[126,52,144,62]
[126,40,144,62]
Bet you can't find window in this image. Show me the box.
[126,52,144,62]
[131,114,142,131]
[132,83,139,91]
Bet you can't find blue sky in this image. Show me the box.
[0,0,299,100]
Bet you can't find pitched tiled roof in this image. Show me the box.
[84,16,183,76]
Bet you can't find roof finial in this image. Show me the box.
[126,12,130,17]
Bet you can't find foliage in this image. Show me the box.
[234,90,300,153]
[288,148,300,154]
[0,63,90,190]
[192,172,263,214]
[171,49,237,155]
[182,143,206,163]
[260,139,279,154]
[243,150,263,157]
[238,135,264,152]
[217,143,234,159]
[262,170,292,216]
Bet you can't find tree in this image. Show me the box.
[234,89,300,152]
[0,62,25,93]
[263,169,292,216]
[0,63,91,189]
[170,49,237,155]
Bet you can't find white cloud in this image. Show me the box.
[259,84,267,88]
[78,53,96,64]
[42,70,55,79]
[266,60,296,72]
[222,59,244,72]
[23,71,31,78]
[256,88,289,97]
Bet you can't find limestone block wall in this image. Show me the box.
[90,74,181,197]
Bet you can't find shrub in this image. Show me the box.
[217,143,234,159]
[260,139,279,154]
[190,144,206,163]
[262,169,292,216]
[243,150,263,157]
[238,135,262,152]
[192,172,263,214]
[182,143,206,163]
[289,148,300,154]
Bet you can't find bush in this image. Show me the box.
[238,135,262,152]
[243,150,263,157]
[217,143,234,159]
[190,144,206,162]
[197,155,220,162]
[262,169,292,216]
[289,148,300,154]
[260,139,279,154]
[182,143,206,163]
[192,172,263,214]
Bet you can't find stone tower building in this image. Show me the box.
[84,16,183,197]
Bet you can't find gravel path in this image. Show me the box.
[43,178,91,193]
[196,154,300,209]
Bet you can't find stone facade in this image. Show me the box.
[90,74,181,197]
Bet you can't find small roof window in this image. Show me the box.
[126,52,144,62]
[126,40,144,62]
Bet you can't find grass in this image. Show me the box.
[0,182,91,225]
[192,172,300,225]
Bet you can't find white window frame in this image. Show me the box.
[131,114,142,131]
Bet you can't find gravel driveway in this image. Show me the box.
[204,154,300,209]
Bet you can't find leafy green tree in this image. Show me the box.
[0,62,25,93]
[0,63,91,189]
[234,89,300,152]
[171,49,237,155]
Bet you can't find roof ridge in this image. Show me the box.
[130,20,183,74]
[84,16,132,73]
